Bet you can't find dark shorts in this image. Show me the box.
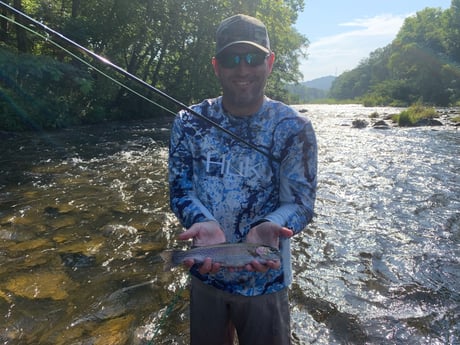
[190,276,291,345]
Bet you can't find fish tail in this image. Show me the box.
[159,250,177,271]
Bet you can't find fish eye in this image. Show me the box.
[255,246,269,256]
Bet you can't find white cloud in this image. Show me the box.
[300,14,407,81]
[341,14,407,36]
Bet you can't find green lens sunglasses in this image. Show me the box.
[217,52,269,69]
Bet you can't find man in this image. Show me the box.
[169,14,317,345]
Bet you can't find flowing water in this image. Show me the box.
[0,104,459,344]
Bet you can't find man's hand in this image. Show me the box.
[245,222,293,272]
[178,221,226,274]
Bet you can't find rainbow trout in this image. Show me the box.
[160,243,280,270]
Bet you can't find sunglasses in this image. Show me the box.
[216,52,269,69]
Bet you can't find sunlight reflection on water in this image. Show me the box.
[290,104,459,345]
[0,106,459,344]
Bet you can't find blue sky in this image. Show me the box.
[295,0,452,81]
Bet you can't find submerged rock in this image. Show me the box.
[90,315,135,345]
[60,252,96,268]
[3,271,74,300]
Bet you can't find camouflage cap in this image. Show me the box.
[215,14,270,56]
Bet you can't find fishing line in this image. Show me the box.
[0,1,280,163]
[147,282,186,345]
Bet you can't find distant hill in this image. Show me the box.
[303,76,336,91]
[286,76,336,103]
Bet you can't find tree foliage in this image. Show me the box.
[0,0,307,130]
[330,3,460,106]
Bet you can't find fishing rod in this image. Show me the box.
[0,1,280,163]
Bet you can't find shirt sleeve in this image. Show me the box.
[263,118,317,234]
[168,112,217,228]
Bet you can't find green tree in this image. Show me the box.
[329,45,393,101]
[445,0,460,61]
[0,0,307,130]
[330,3,460,106]
[0,47,94,130]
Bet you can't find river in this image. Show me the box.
[0,104,459,345]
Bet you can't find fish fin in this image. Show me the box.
[159,250,176,271]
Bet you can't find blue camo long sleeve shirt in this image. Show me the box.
[169,96,317,296]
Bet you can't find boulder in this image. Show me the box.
[372,120,390,130]
[414,118,443,126]
[352,119,369,129]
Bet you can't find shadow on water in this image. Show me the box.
[0,105,459,344]
[290,283,369,345]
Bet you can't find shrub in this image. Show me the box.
[392,104,437,126]
[0,47,96,131]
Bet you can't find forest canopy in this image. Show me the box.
[0,0,308,130]
[2,1,459,131]
[329,1,460,107]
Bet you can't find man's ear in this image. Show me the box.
[267,52,275,73]
[212,57,219,77]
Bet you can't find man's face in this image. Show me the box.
[212,44,275,116]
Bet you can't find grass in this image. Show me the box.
[391,104,438,126]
